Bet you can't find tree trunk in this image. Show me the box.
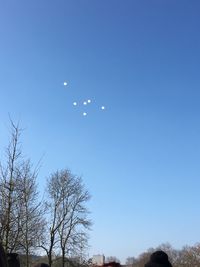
[62,248,65,267]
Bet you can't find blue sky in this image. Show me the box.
[1,0,200,263]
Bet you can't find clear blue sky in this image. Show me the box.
[1,0,200,263]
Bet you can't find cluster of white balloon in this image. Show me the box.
[64,81,105,116]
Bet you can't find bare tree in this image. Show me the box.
[132,252,151,267]
[176,244,200,267]
[106,256,120,263]
[126,257,136,266]
[16,160,45,267]
[41,169,91,267]
[0,121,44,267]
[0,121,23,252]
